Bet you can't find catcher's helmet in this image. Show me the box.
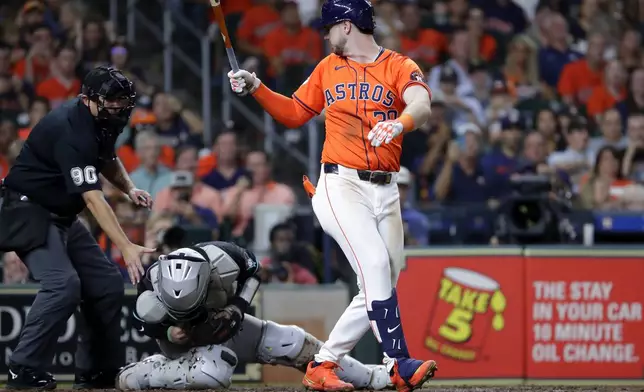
[157,247,211,321]
[312,0,375,33]
[82,65,136,142]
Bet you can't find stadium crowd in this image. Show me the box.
[1,0,644,283]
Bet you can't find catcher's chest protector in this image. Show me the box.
[199,243,241,311]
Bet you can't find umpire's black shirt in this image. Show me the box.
[4,98,115,217]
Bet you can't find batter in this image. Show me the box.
[228,0,437,391]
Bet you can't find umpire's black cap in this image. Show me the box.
[82,65,135,102]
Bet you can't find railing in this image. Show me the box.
[108,0,320,180]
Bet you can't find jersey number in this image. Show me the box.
[374,110,399,123]
[70,166,98,186]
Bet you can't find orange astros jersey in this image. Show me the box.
[292,48,431,172]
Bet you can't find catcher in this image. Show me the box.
[116,241,390,390]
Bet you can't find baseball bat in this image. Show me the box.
[209,0,240,73]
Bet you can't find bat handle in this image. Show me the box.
[226,47,240,73]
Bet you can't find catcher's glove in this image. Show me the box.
[188,304,244,345]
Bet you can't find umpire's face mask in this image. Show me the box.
[94,95,135,138]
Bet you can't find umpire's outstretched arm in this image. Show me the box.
[83,190,145,283]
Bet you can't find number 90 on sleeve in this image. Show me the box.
[70,166,98,186]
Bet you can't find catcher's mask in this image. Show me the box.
[81,65,136,143]
[157,247,211,321]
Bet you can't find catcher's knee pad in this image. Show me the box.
[116,354,167,390]
[257,321,321,370]
[190,345,238,389]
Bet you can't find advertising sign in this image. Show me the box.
[397,250,525,378]
[525,253,644,379]
[0,287,261,382]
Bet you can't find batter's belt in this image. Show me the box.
[323,163,393,185]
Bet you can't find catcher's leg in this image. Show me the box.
[116,345,237,390]
[228,315,390,390]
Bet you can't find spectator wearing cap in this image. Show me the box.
[588,109,627,163]
[558,33,606,106]
[398,2,447,70]
[616,67,644,120]
[398,167,430,246]
[465,8,497,63]
[223,150,295,239]
[548,119,592,189]
[502,35,539,100]
[17,1,46,42]
[469,62,491,108]
[236,0,281,58]
[202,130,250,191]
[485,77,515,133]
[17,97,49,140]
[537,13,582,88]
[13,23,54,87]
[435,64,485,129]
[129,131,173,199]
[433,123,491,204]
[262,0,322,86]
[586,60,627,122]
[482,112,523,198]
[35,45,80,109]
[471,0,528,35]
[154,145,224,226]
[429,29,475,96]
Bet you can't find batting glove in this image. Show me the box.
[228,70,260,96]
[368,121,404,147]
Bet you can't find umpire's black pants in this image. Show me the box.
[10,219,125,371]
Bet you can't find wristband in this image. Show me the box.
[166,326,174,342]
[399,113,415,132]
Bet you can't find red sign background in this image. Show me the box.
[525,256,644,379]
[398,255,525,378]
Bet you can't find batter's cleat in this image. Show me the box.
[389,358,438,392]
[73,368,119,389]
[302,361,355,392]
[5,363,56,390]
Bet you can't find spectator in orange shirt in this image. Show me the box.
[237,0,281,58]
[558,33,606,106]
[398,2,447,70]
[223,150,295,239]
[221,0,253,16]
[36,45,81,109]
[586,60,627,121]
[262,0,322,79]
[466,8,497,63]
[18,97,49,140]
[13,24,54,87]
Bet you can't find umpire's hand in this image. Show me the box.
[122,243,156,284]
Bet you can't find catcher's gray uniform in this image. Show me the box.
[116,242,389,390]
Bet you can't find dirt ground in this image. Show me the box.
[45,387,644,392]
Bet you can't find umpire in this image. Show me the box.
[0,66,154,390]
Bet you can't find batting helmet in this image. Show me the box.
[312,0,376,33]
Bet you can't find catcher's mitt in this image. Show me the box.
[188,305,244,346]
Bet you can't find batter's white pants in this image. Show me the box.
[312,164,405,364]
